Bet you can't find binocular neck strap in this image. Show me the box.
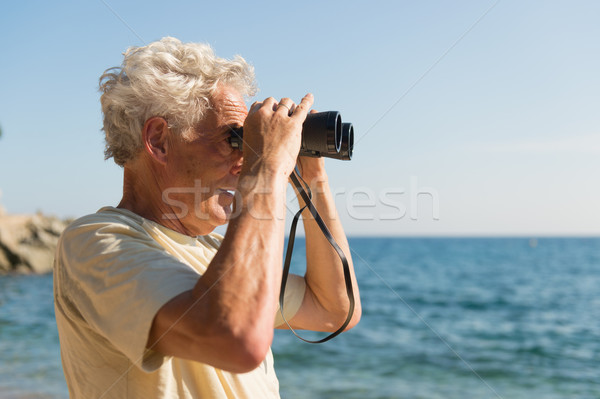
[279,169,355,343]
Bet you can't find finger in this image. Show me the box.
[290,93,314,121]
[276,97,295,116]
[309,109,318,114]
[249,100,262,113]
[261,97,277,112]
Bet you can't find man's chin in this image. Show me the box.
[214,206,233,225]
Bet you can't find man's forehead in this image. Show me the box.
[211,85,248,115]
[195,85,247,138]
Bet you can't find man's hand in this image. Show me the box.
[241,94,314,178]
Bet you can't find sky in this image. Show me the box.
[0,0,599,236]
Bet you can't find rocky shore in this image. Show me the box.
[0,206,70,274]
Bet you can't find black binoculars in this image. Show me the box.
[228,111,354,160]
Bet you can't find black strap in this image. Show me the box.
[279,169,355,343]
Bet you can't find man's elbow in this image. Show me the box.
[206,327,274,373]
[323,300,361,332]
[151,324,273,373]
[229,335,272,373]
[343,302,362,331]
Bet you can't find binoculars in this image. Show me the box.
[228,111,354,160]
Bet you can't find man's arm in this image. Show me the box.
[280,156,362,332]
[147,95,312,373]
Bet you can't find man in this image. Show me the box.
[54,37,360,398]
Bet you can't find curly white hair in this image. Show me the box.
[99,37,257,166]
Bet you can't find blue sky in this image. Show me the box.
[0,0,598,236]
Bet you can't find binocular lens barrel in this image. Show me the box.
[298,111,342,157]
[328,123,354,160]
[229,111,354,161]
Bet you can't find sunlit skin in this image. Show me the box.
[118,84,361,373]
[119,85,328,236]
[118,85,247,236]
[159,86,249,234]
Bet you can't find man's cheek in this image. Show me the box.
[216,140,234,157]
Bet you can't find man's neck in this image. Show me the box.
[117,159,211,237]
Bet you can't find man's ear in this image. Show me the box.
[142,117,170,165]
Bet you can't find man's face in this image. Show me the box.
[164,85,248,234]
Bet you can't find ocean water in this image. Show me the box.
[1,238,599,398]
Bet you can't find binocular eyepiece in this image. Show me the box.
[229,111,354,160]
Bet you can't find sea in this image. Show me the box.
[0,237,599,398]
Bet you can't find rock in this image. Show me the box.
[0,211,70,274]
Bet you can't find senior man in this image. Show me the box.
[54,37,360,398]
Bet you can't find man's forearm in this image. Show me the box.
[196,171,288,331]
[147,171,290,372]
[298,178,361,328]
[151,171,290,372]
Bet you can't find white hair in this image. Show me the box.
[99,37,257,166]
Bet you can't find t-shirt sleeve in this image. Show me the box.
[274,273,306,327]
[56,216,200,372]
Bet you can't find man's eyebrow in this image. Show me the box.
[223,123,242,132]
[207,125,239,142]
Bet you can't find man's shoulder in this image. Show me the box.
[56,207,172,270]
[61,206,148,242]
[66,206,143,229]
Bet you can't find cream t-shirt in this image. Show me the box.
[53,207,306,398]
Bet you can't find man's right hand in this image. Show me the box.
[240,93,314,178]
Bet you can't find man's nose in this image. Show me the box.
[230,149,243,176]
